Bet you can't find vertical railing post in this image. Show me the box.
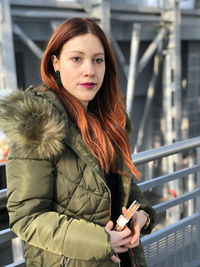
[126,23,141,116]
[163,0,182,224]
[187,153,195,216]
[0,0,17,90]
[12,237,24,263]
[196,147,200,211]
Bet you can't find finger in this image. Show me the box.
[122,206,127,215]
[131,225,140,245]
[115,246,129,253]
[124,239,140,249]
[105,221,114,232]
[111,255,121,263]
[130,238,140,248]
[119,236,132,246]
[119,226,132,238]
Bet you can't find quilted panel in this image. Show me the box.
[54,147,110,225]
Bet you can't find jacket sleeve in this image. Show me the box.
[128,179,156,235]
[6,145,113,262]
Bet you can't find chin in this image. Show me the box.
[80,96,96,102]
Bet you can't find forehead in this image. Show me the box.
[61,33,104,54]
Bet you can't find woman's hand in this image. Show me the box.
[122,207,148,249]
[104,208,148,263]
[105,220,132,263]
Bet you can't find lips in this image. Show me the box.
[81,82,96,86]
[80,82,97,89]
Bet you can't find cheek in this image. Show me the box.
[99,68,105,81]
[60,67,74,82]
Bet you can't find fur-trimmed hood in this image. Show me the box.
[0,88,66,158]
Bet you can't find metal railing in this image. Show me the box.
[0,137,200,266]
[134,137,200,267]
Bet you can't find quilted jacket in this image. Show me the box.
[0,86,156,267]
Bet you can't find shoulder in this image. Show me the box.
[26,85,67,114]
[0,85,67,159]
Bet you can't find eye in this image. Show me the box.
[94,58,104,64]
[72,57,81,62]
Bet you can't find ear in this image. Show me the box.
[51,55,60,72]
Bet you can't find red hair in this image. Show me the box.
[41,17,140,178]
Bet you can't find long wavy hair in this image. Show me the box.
[41,17,139,178]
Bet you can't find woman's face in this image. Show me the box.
[52,33,106,110]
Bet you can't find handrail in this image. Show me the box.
[139,164,200,191]
[152,188,200,213]
[0,188,7,197]
[0,188,7,209]
[6,259,25,267]
[0,228,16,244]
[141,211,200,245]
[132,136,200,165]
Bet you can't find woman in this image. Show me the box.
[0,18,156,266]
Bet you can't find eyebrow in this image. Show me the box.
[65,51,105,56]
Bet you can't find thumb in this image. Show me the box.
[105,220,114,232]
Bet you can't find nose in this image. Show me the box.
[83,61,95,77]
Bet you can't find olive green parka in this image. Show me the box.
[0,86,156,267]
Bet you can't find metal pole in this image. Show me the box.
[137,27,167,77]
[111,34,129,79]
[12,237,24,263]
[163,0,182,224]
[13,23,43,60]
[1,0,17,90]
[174,0,182,142]
[197,147,200,211]
[99,0,111,41]
[135,44,162,152]
[187,154,195,216]
[126,23,141,116]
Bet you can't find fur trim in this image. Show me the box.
[0,90,66,158]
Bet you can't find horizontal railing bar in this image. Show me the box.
[11,9,88,19]
[5,259,25,267]
[138,165,200,192]
[132,136,200,165]
[112,13,161,23]
[0,188,7,197]
[0,228,16,244]
[0,188,7,209]
[153,188,200,214]
[141,212,200,246]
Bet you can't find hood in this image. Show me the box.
[0,89,66,159]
